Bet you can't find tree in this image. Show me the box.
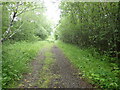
[57,2,120,59]
[2,2,52,42]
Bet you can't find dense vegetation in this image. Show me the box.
[2,41,49,87]
[1,1,120,89]
[57,41,120,88]
[2,2,52,87]
[56,2,120,60]
[2,2,52,42]
[56,2,120,88]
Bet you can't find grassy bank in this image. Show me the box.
[2,41,49,88]
[57,41,120,89]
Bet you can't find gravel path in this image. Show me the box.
[49,45,93,88]
[18,45,94,88]
[18,48,46,88]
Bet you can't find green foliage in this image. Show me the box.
[2,2,10,34]
[2,41,48,88]
[2,2,52,42]
[57,41,120,88]
[57,2,120,88]
[37,45,58,88]
[2,1,53,88]
[57,2,120,59]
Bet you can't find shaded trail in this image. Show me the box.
[49,45,93,88]
[18,48,46,88]
[18,44,93,88]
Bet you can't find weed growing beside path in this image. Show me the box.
[2,41,48,88]
[57,41,120,89]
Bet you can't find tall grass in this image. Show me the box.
[2,41,48,88]
[57,41,120,89]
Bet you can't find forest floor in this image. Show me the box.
[18,44,93,88]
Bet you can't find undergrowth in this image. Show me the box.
[2,41,48,88]
[57,41,120,89]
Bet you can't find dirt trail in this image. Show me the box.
[49,45,93,88]
[18,48,46,88]
[18,45,93,88]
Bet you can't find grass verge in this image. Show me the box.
[57,41,120,89]
[37,44,59,88]
[2,41,49,88]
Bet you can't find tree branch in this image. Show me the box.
[16,6,29,16]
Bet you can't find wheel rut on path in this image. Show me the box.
[49,45,93,88]
[18,48,46,88]
[18,45,94,88]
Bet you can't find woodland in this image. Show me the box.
[1,1,120,89]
